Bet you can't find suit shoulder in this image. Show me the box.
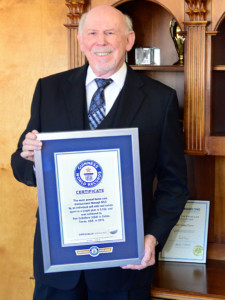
[39,64,87,84]
[129,66,176,96]
[139,72,175,94]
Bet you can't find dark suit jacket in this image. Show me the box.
[11,63,188,292]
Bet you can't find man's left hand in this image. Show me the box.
[121,234,157,270]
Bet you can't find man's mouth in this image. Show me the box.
[95,52,110,56]
[92,49,113,57]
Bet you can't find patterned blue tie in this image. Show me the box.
[88,78,113,130]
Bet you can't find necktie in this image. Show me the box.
[88,78,113,130]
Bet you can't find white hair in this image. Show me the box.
[78,11,133,34]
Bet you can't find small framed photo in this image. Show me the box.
[135,47,160,65]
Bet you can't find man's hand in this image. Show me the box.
[121,234,157,270]
[20,130,42,163]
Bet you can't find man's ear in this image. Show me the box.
[126,31,135,52]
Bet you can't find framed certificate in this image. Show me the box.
[34,128,144,273]
[159,200,210,263]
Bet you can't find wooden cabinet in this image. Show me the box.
[65,0,225,156]
[64,1,225,299]
[211,21,225,137]
[205,14,225,155]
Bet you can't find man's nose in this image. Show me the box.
[96,33,107,45]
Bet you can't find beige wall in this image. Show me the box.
[0,1,68,299]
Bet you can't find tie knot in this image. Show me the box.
[95,78,113,89]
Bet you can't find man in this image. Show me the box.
[11,5,189,300]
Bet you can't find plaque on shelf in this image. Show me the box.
[159,200,210,263]
[135,47,160,65]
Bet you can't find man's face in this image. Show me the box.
[77,6,135,78]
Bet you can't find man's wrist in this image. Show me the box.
[145,234,158,246]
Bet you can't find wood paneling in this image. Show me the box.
[185,155,215,245]
[64,0,87,68]
[214,157,225,244]
[0,1,68,299]
[91,0,185,31]
[0,169,37,300]
[185,155,225,261]
[117,1,180,66]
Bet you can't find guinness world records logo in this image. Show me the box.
[75,160,103,188]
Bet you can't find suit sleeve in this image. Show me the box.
[11,79,42,187]
[147,90,189,249]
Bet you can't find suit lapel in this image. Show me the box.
[62,64,88,131]
[112,66,146,129]
[62,64,146,131]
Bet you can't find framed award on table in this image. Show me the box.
[159,200,210,263]
[34,128,144,273]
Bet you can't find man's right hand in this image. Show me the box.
[20,130,42,163]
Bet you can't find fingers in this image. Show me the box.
[20,130,42,163]
[121,234,156,270]
[121,251,155,270]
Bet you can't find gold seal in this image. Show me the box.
[193,245,203,256]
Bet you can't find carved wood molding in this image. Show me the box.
[184,23,207,153]
[185,0,207,21]
[64,0,87,69]
[65,0,86,27]
[184,1,208,153]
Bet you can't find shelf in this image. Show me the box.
[213,65,225,71]
[130,65,184,72]
[151,260,225,299]
[205,136,225,156]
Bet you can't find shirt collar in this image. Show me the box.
[86,63,127,89]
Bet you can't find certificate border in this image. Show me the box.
[35,128,144,273]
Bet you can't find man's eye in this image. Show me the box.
[106,31,114,35]
[89,32,96,35]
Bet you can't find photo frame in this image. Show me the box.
[34,128,144,273]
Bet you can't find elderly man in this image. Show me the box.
[11,5,188,300]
